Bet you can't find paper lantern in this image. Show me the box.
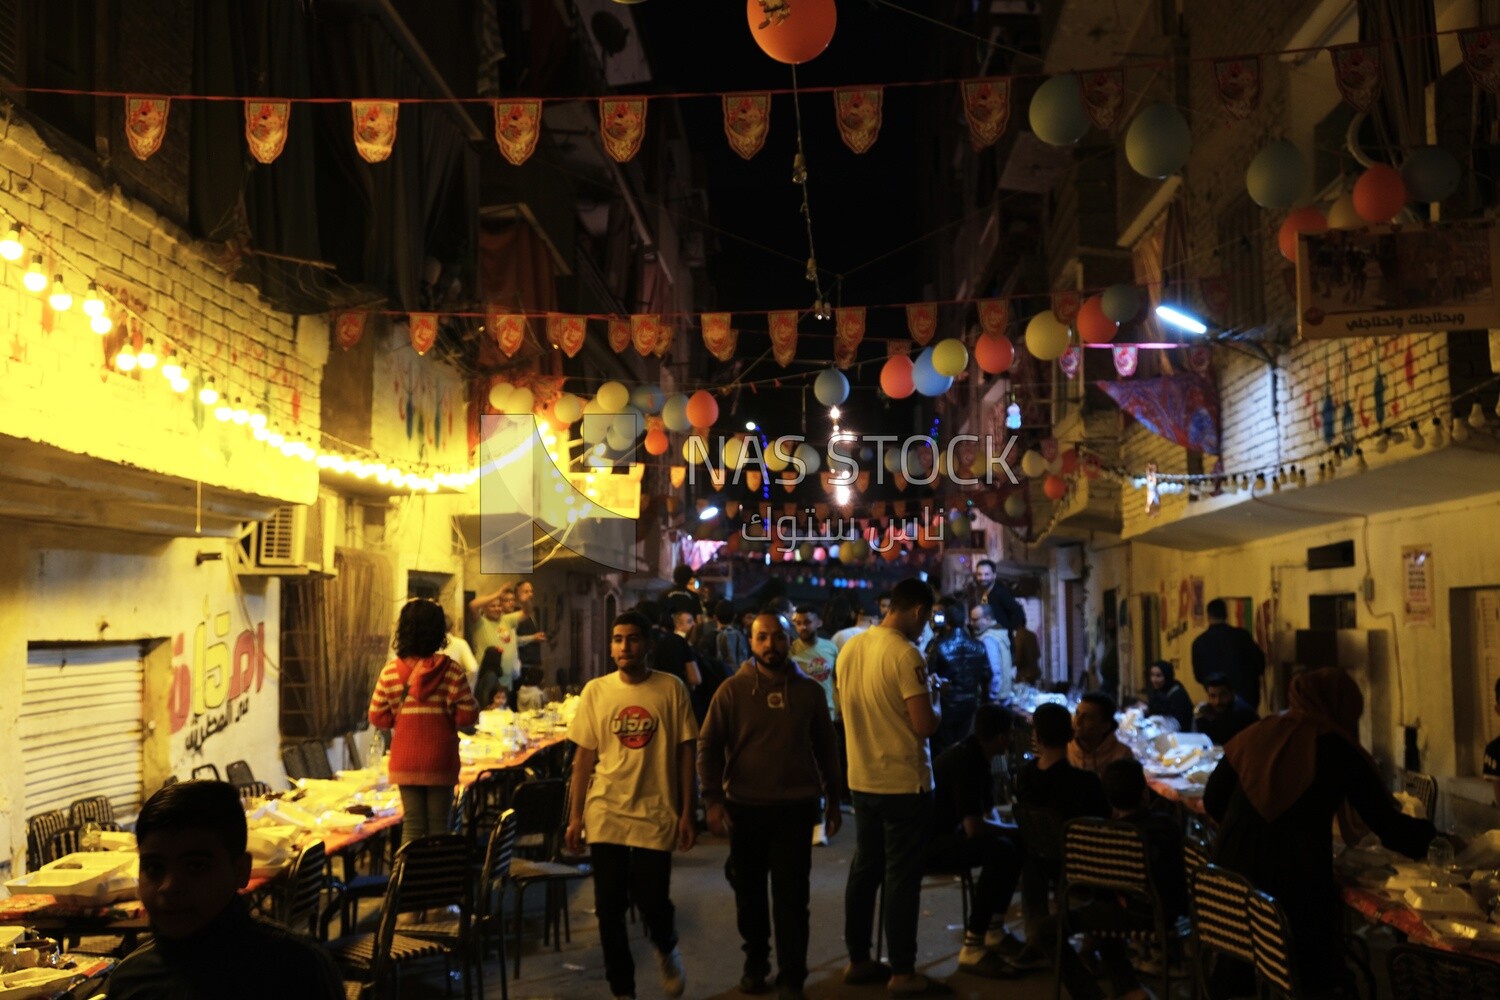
[1029,74,1088,147]
[880,354,916,398]
[596,380,629,412]
[631,384,665,414]
[765,438,794,472]
[1245,139,1305,210]
[974,333,1014,374]
[643,428,669,455]
[813,367,849,407]
[1326,193,1363,230]
[1125,103,1191,179]
[1076,295,1117,344]
[487,382,513,410]
[931,337,969,377]
[1061,449,1080,474]
[912,347,955,397]
[1352,164,1407,223]
[1043,474,1068,501]
[554,392,582,424]
[1101,283,1141,323]
[1020,449,1048,478]
[1401,146,1461,204]
[662,393,691,432]
[685,389,719,428]
[1024,310,1070,361]
[794,442,821,475]
[1277,206,1328,262]
[507,387,534,414]
[745,469,763,491]
[1003,493,1027,519]
[746,0,835,65]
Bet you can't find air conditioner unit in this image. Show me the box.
[234,499,336,576]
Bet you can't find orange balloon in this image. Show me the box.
[685,389,719,428]
[1043,474,1068,501]
[881,540,902,562]
[880,355,916,398]
[643,428,669,456]
[1277,206,1328,262]
[1076,294,1118,344]
[974,333,1014,374]
[746,0,836,65]
[1353,163,1407,223]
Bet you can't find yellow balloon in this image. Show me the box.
[1004,494,1027,518]
[722,436,744,470]
[683,436,710,464]
[596,380,630,412]
[765,437,794,472]
[1025,311,1070,361]
[1327,192,1363,230]
[1020,449,1048,478]
[931,338,969,377]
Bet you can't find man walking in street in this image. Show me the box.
[1191,598,1266,711]
[836,578,946,996]
[699,612,843,1000]
[566,611,698,1000]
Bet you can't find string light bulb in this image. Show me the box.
[250,404,268,431]
[136,338,158,370]
[1253,472,1266,491]
[22,255,46,293]
[1355,447,1368,471]
[0,223,23,261]
[1375,431,1389,454]
[160,352,182,381]
[198,378,220,406]
[791,152,807,185]
[47,275,71,311]
[1470,402,1489,429]
[169,373,190,394]
[1409,420,1425,451]
[230,397,249,425]
[266,428,285,449]
[114,344,137,372]
[1431,417,1446,448]
[82,282,105,318]
[90,312,112,334]
[214,399,234,422]
[1452,416,1470,443]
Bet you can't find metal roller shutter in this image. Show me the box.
[22,644,145,822]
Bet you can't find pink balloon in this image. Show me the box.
[880,355,916,398]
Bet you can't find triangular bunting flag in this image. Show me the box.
[352,101,398,163]
[125,97,170,161]
[408,313,437,356]
[1213,57,1261,119]
[631,314,662,356]
[1081,69,1124,129]
[835,307,866,350]
[887,340,912,357]
[834,339,858,370]
[702,313,736,361]
[490,310,528,358]
[1059,346,1082,379]
[493,100,542,166]
[244,100,290,164]
[1113,344,1139,377]
[723,93,771,159]
[607,317,630,353]
[768,311,798,368]
[335,310,367,351]
[1330,43,1382,113]
[978,299,1009,338]
[546,314,586,358]
[906,303,937,346]
[1461,27,1500,96]
[653,322,671,357]
[961,78,1011,149]
[600,98,647,163]
[834,87,882,154]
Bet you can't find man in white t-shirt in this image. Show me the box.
[835,578,944,995]
[566,611,698,1000]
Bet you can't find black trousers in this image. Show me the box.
[928,830,1023,936]
[590,842,676,998]
[727,799,819,987]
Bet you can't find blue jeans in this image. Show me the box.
[845,791,933,975]
[398,785,453,845]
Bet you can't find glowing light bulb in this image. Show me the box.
[136,339,158,370]
[230,398,249,424]
[1453,418,1470,443]
[47,276,71,311]
[249,405,268,430]
[199,379,220,405]
[90,313,112,334]
[266,430,285,448]
[22,256,46,294]
[160,353,182,381]
[0,224,23,261]
[82,282,105,318]
[115,346,138,372]
[1006,402,1023,430]
[214,401,233,422]
[171,376,190,394]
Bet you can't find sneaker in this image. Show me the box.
[844,960,893,985]
[738,971,773,994]
[657,947,686,998]
[957,950,1023,980]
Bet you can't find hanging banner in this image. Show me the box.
[491,310,528,358]
[834,87,883,154]
[723,92,771,160]
[1401,545,1434,626]
[1296,219,1500,339]
[1330,43,1382,113]
[768,311,798,367]
[1059,346,1082,379]
[408,313,437,356]
[600,98,647,163]
[1051,290,1082,326]
[493,100,542,166]
[978,299,1009,338]
[1081,69,1125,129]
[1098,373,1221,456]
[835,307,866,350]
[124,97,170,161]
[244,100,290,164]
[1185,344,1213,375]
[653,323,671,357]
[1212,56,1262,119]
[607,317,631,353]
[1460,27,1500,96]
[351,101,398,163]
[631,314,662,356]
[702,312,736,361]
[546,314,586,358]
[334,310,367,351]
[1113,344,1139,377]
[906,304,937,345]
[961,77,1011,149]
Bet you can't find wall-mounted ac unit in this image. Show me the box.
[233,499,336,576]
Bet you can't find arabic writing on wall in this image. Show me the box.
[168,612,266,754]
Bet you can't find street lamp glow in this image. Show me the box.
[698,504,720,521]
[745,421,757,431]
[1154,304,1209,336]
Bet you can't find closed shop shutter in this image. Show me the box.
[22,644,145,821]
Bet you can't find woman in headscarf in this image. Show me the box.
[1142,659,1194,732]
[1204,668,1434,993]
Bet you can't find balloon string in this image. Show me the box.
[790,64,828,308]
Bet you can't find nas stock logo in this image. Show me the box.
[611,705,658,749]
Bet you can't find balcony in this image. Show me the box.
[1034,409,1124,541]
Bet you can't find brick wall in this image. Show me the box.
[111,0,194,226]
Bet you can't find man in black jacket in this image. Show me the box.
[926,596,992,758]
[1191,599,1265,711]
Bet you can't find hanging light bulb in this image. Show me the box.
[47,275,71,311]
[1375,431,1390,454]
[114,344,137,371]
[266,428,285,449]
[136,338,158,370]
[1355,447,1368,471]
[804,257,817,282]
[1297,467,1308,487]
[198,378,220,406]
[0,223,23,261]
[791,152,807,185]
[89,312,112,334]
[169,374,190,394]
[1431,417,1445,448]
[160,352,182,381]
[1316,462,1327,482]
[1452,417,1470,443]
[22,255,46,293]
[230,397,250,425]
[1271,471,1283,493]
[250,404,268,431]
[1388,425,1406,444]
[214,399,233,422]
[1469,402,1489,429]
[1409,420,1425,451]
[81,282,105,317]
[1253,472,1266,491]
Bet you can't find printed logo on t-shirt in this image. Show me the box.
[767,691,786,709]
[611,705,658,749]
[804,656,830,682]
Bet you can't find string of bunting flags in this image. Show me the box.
[25,23,1500,165]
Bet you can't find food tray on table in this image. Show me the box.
[1424,917,1500,950]
[1403,885,1484,916]
[4,854,138,906]
[0,967,81,999]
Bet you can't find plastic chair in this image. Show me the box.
[282,745,309,781]
[1187,863,1255,999]
[275,840,328,939]
[237,780,274,806]
[1387,942,1500,999]
[301,740,335,780]
[507,779,589,979]
[191,763,222,781]
[67,796,115,829]
[225,760,255,786]
[1247,889,1300,999]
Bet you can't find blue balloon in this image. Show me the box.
[912,347,954,397]
[662,393,691,433]
[631,384,665,414]
[813,368,849,407]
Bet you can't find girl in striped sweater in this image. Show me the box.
[369,599,479,844]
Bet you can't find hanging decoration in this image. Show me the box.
[1051,290,1082,326]
[978,299,1009,338]
[747,0,837,65]
[244,100,291,164]
[723,93,772,159]
[351,101,398,163]
[1059,346,1082,380]
[1331,42,1383,113]
[1098,372,1221,456]
[769,310,798,367]
[1076,295,1117,344]
[702,312,737,361]
[833,87,883,154]
[1461,28,1500,95]
[335,310,367,351]
[631,313,663,356]
[1185,344,1213,375]
[1081,69,1125,129]
[408,313,437,356]
[488,311,526,358]
[974,333,1013,374]
[1113,344,1139,377]
[834,307,866,361]
[547,313,586,358]
[880,354,916,398]
[600,98,647,163]
[125,97,170,161]
[1124,102,1191,178]
[493,100,542,166]
[961,78,1012,149]
[1212,56,1261,119]
[607,317,631,354]
[906,303,937,345]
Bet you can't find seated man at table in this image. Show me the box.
[1195,672,1259,747]
[105,780,343,1000]
[1068,692,1136,775]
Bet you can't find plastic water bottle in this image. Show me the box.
[80,821,101,852]
[1427,835,1456,885]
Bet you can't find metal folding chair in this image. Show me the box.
[1247,889,1301,999]
[301,740,335,780]
[1187,863,1255,999]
